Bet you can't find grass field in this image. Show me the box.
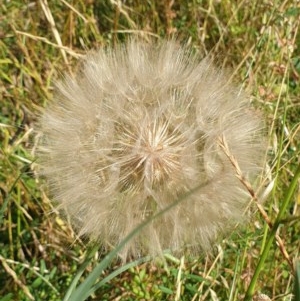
[0,0,300,300]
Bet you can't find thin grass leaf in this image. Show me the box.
[0,294,13,301]
[64,184,207,301]
[89,255,151,295]
[0,173,22,226]
[228,251,240,301]
[294,260,300,301]
[63,245,98,301]
[244,163,300,301]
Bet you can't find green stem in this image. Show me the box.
[65,182,208,301]
[244,163,300,301]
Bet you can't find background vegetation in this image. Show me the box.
[0,0,299,300]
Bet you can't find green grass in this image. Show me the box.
[1,0,299,300]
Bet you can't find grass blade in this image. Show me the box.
[64,184,206,301]
[294,260,300,301]
[244,163,300,301]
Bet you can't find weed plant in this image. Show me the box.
[0,1,299,300]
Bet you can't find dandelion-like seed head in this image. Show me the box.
[38,39,265,260]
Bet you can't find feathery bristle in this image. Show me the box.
[37,39,266,260]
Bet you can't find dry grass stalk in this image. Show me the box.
[218,135,293,269]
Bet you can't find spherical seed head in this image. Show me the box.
[38,39,265,260]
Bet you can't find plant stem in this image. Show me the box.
[244,163,300,301]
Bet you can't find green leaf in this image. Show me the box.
[158,285,173,295]
[64,184,206,301]
[294,260,300,301]
[0,293,14,301]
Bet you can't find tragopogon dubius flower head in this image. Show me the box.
[38,39,265,260]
